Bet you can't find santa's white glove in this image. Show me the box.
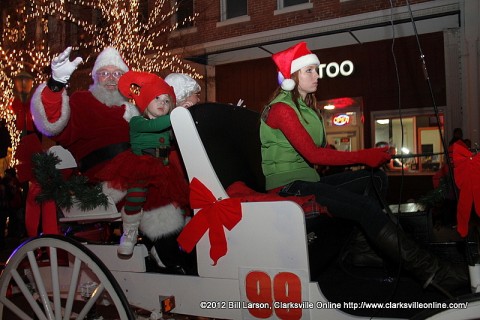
[51,47,83,83]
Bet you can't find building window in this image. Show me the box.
[372,109,446,175]
[176,0,195,29]
[221,0,247,21]
[138,0,149,25]
[275,0,312,15]
[278,0,309,9]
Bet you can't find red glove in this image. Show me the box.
[266,104,391,167]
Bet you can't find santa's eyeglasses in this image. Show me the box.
[96,71,124,79]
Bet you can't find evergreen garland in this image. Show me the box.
[417,177,450,208]
[32,152,109,211]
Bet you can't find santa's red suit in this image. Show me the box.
[30,83,186,242]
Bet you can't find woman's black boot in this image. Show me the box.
[373,222,469,297]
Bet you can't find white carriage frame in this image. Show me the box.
[2,106,480,320]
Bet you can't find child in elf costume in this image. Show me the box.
[97,71,189,256]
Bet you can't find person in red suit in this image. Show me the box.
[10,71,38,137]
[30,47,188,271]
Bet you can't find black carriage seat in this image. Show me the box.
[187,103,265,193]
[186,103,353,280]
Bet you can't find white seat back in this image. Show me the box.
[171,107,310,279]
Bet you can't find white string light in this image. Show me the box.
[1,0,200,168]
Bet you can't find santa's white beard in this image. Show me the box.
[89,83,128,107]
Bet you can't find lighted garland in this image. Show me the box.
[32,152,108,211]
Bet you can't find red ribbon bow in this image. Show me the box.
[453,142,480,237]
[177,178,242,265]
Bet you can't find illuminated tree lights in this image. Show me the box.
[20,0,201,75]
[1,0,200,169]
[0,71,20,169]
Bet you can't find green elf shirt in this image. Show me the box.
[129,115,172,156]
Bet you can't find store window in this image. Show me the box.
[221,0,248,20]
[175,0,195,29]
[372,109,445,174]
[319,97,364,152]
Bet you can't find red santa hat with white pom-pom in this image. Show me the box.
[92,47,129,76]
[272,41,320,91]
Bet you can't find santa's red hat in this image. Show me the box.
[118,71,176,113]
[272,42,320,91]
[92,47,129,75]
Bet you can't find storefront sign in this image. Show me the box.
[332,114,351,126]
[319,60,354,79]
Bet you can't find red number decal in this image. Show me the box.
[245,271,302,319]
[245,271,273,318]
[273,272,302,320]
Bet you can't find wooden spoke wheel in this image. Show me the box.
[0,235,135,320]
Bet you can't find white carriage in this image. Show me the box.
[1,105,480,320]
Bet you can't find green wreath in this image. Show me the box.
[32,152,108,211]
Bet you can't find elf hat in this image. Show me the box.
[272,41,320,91]
[92,47,129,76]
[118,71,176,113]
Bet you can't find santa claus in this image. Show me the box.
[30,47,189,272]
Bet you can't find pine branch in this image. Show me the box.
[32,152,109,211]
[417,177,450,207]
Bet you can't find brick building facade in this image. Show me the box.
[164,0,479,150]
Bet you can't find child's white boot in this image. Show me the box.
[118,210,143,256]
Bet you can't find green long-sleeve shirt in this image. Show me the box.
[129,115,172,155]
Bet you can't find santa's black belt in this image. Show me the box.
[79,142,131,172]
[141,147,170,158]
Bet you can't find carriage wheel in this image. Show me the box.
[0,234,135,320]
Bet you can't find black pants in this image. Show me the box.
[279,169,389,240]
